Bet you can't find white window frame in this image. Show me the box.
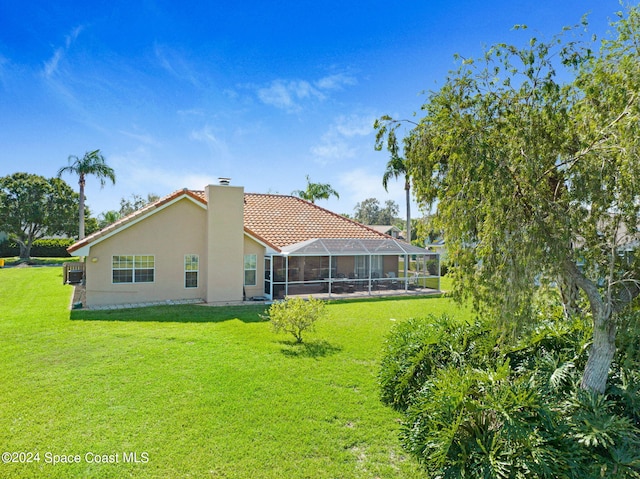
[184,254,199,289]
[244,254,257,286]
[112,255,155,284]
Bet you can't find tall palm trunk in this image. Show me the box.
[78,174,85,240]
[405,175,411,243]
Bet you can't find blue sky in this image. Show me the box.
[0,0,624,219]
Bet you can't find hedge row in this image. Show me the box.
[0,238,74,257]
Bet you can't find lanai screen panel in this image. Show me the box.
[279,238,429,256]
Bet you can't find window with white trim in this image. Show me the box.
[112,255,155,283]
[185,254,199,288]
[244,254,257,286]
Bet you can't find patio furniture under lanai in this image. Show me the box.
[263,238,440,299]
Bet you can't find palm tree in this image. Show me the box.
[292,175,339,203]
[58,149,116,240]
[97,210,121,229]
[382,155,411,243]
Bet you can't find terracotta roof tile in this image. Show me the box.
[243,193,389,251]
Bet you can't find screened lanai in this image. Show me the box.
[263,238,440,299]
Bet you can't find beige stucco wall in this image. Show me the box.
[383,256,399,277]
[336,256,355,276]
[243,235,265,299]
[84,198,207,307]
[206,185,245,303]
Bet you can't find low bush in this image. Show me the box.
[262,296,327,343]
[30,238,74,257]
[379,314,497,411]
[0,240,18,257]
[379,313,640,478]
[0,238,73,258]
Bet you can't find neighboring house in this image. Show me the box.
[427,238,447,262]
[68,182,439,308]
[369,225,402,239]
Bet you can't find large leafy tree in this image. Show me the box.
[118,193,160,217]
[353,197,399,225]
[292,175,339,203]
[376,8,640,394]
[57,149,116,240]
[0,173,79,259]
[96,193,160,229]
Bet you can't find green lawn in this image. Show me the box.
[0,267,468,478]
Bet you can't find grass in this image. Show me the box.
[0,267,469,478]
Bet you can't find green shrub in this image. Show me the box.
[379,314,497,411]
[0,238,73,258]
[402,363,585,478]
[439,260,449,276]
[380,314,640,478]
[262,296,327,343]
[30,238,74,257]
[0,239,19,257]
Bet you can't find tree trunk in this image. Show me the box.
[79,175,85,240]
[405,176,411,243]
[18,241,29,260]
[581,310,616,394]
[16,233,34,260]
[564,260,616,394]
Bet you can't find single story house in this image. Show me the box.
[427,238,447,262]
[68,182,439,308]
[369,225,402,239]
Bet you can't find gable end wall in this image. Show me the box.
[84,198,207,307]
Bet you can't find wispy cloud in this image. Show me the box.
[338,167,410,216]
[118,129,161,147]
[310,141,355,163]
[189,125,233,163]
[257,79,323,112]
[310,113,376,165]
[314,73,357,90]
[109,148,218,196]
[334,113,376,137]
[190,125,224,147]
[39,25,88,118]
[43,50,63,78]
[154,44,201,87]
[42,25,84,78]
[253,72,357,112]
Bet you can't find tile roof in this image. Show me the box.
[243,193,390,251]
[68,188,393,253]
[369,225,400,234]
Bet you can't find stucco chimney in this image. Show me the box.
[205,183,245,303]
